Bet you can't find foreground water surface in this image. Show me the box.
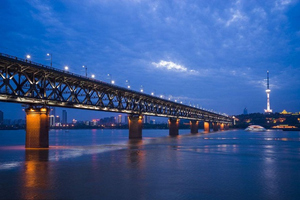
[0,129,300,200]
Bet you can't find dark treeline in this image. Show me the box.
[234,112,300,128]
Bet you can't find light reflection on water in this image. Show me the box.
[0,129,300,199]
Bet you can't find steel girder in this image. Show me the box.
[0,53,232,124]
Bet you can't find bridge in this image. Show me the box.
[0,53,232,148]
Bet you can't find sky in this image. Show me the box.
[0,0,299,122]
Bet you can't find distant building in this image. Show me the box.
[243,107,248,115]
[91,119,97,126]
[0,110,3,124]
[49,115,55,127]
[280,110,300,115]
[3,119,11,125]
[13,119,25,125]
[150,119,156,124]
[124,116,128,124]
[51,107,56,117]
[55,115,60,123]
[62,110,67,124]
[117,115,122,124]
[143,115,150,124]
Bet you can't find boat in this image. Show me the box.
[245,125,266,132]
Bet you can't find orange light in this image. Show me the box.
[40,108,47,112]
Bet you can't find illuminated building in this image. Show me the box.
[281,110,291,115]
[264,71,272,113]
[49,115,55,127]
[55,115,60,123]
[117,115,122,124]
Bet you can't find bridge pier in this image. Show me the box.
[128,115,143,139]
[220,123,225,131]
[212,122,219,132]
[25,107,50,148]
[169,118,179,136]
[224,123,230,130]
[190,120,198,134]
[204,121,210,133]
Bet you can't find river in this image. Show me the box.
[0,129,300,200]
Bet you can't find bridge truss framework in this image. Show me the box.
[0,53,232,124]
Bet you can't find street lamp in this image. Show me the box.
[64,66,69,71]
[125,80,130,89]
[91,74,95,78]
[47,53,52,67]
[82,65,87,77]
[107,74,114,84]
[26,54,31,59]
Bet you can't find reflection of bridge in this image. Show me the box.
[0,53,232,148]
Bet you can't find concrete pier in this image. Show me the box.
[169,118,179,136]
[213,122,219,132]
[220,123,225,131]
[190,120,199,134]
[225,123,230,130]
[204,122,210,133]
[128,115,143,139]
[25,107,50,148]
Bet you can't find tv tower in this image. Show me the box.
[264,71,272,113]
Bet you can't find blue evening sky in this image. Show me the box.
[0,0,299,121]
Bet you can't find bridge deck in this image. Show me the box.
[0,53,231,123]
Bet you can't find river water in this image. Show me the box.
[0,129,300,200]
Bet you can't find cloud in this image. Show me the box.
[152,60,199,74]
[274,0,293,10]
[226,9,247,26]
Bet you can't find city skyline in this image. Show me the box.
[0,1,299,120]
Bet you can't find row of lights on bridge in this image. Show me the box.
[25,54,228,117]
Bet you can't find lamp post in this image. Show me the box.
[47,53,52,67]
[64,66,69,71]
[82,65,87,77]
[140,85,144,93]
[108,74,114,84]
[125,80,130,89]
[26,55,31,60]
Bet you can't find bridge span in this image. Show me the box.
[0,53,232,148]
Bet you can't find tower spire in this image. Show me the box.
[264,71,272,113]
[267,71,269,89]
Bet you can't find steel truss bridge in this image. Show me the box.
[0,53,232,124]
